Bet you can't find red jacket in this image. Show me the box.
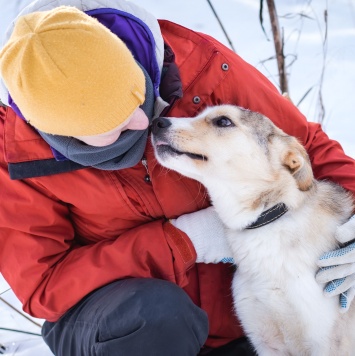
[0,20,354,348]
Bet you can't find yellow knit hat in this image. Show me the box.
[0,6,146,136]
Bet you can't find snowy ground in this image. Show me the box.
[0,0,354,354]
[0,276,49,355]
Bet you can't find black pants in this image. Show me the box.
[42,278,256,356]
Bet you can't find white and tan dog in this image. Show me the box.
[151,105,355,355]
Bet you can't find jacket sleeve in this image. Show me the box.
[209,38,355,197]
[0,175,196,321]
[0,113,196,321]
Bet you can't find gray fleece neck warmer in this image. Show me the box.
[38,64,154,171]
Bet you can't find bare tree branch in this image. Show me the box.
[316,7,328,124]
[206,0,236,52]
[266,0,289,95]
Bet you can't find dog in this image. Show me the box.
[151,105,355,355]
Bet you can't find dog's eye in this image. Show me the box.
[213,116,235,128]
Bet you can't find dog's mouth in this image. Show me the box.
[155,142,207,161]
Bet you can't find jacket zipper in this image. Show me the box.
[141,157,151,183]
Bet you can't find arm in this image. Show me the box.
[0,160,196,321]
[203,43,355,312]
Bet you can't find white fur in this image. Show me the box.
[152,105,355,355]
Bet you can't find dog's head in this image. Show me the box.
[152,105,313,199]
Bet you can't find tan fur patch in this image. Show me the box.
[282,140,314,191]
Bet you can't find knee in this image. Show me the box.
[43,278,209,356]
[97,278,208,354]
[101,278,208,337]
[126,278,197,320]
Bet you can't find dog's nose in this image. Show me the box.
[151,117,172,135]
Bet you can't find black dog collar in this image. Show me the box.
[246,203,288,229]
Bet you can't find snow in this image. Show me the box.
[0,0,354,354]
[0,276,50,355]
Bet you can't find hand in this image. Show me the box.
[316,215,355,313]
[170,206,234,264]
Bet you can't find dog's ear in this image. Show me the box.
[282,139,314,191]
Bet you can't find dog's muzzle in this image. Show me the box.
[151,117,206,161]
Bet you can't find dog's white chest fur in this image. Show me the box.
[228,212,341,355]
